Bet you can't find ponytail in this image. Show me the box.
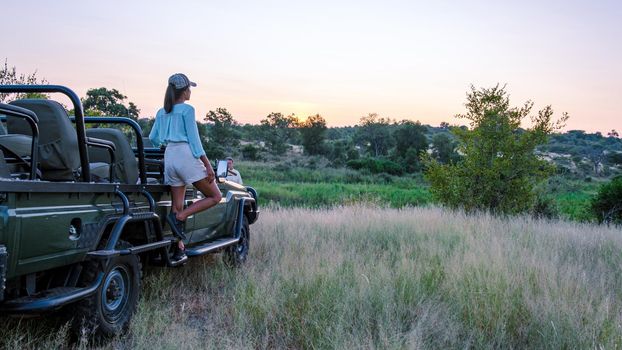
[163,83,176,113]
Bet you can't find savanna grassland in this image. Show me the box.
[2,206,621,349]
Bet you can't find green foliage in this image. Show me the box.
[325,140,359,166]
[531,195,559,219]
[0,59,49,102]
[346,157,404,175]
[234,160,429,208]
[424,85,568,214]
[607,152,622,166]
[539,129,622,177]
[137,117,155,137]
[394,120,427,156]
[392,120,428,172]
[299,114,327,155]
[82,87,140,119]
[591,176,622,224]
[241,143,262,161]
[356,113,393,157]
[431,133,459,164]
[203,107,240,159]
[260,112,299,154]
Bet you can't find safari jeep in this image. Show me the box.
[0,85,258,337]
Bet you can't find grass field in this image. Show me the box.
[2,206,621,349]
[236,161,433,208]
[237,161,608,221]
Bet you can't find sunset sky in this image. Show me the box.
[4,0,621,132]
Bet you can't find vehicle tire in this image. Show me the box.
[224,215,249,267]
[72,240,142,339]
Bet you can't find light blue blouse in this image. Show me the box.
[148,103,206,158]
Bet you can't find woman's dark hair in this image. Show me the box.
[163,84,188,113]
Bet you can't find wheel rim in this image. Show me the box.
[102,266,130,322]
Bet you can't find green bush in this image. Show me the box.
[424,85,567,215]
[241,144,262,161]
[346,157,404,175]
[531,195,559,219]
[591,176,622,224]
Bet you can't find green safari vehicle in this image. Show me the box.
[0,85,258,337]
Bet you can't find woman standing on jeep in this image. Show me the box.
[149,73,222,260]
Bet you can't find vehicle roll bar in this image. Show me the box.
[72,116,148,184]
[0,85,91,181]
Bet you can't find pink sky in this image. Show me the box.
[3,0,621,133]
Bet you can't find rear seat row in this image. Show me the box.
[0,99,141,184]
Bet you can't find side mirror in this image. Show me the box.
[216,160,228,182]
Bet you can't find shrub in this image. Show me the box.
[241,144,262,161]
[423,85,567,215]
[591,176,622,224]
[346,158,404,175]
[531,195,559,219]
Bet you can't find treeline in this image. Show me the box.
[139,107,622,180]
[139,110,461,176]
[4,61,622,223]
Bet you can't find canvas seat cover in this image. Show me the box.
[0,134,32,157]
[86,128,139,184]
[8,99,80,180]
[8,99,110,181]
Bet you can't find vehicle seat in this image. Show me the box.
[0,149,9,178]
[86,128,139,184]
[8,99,109,181]
[0,134,32,157]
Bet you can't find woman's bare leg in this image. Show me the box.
[176,178,222,221]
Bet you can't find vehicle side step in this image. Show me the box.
[87,239,174,259]
[120,239,174,255]
[0,272,104,313]
[185,238,239,257]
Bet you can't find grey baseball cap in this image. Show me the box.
[168,73,197,89]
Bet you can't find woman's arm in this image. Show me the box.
[183,106,207,158]
[200,155,215,183]
[148,114,161,146]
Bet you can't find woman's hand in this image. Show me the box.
[200,155,215,183]
[206,166,215,183]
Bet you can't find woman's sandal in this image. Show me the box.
[172,243,187,261]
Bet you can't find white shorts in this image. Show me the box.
[164,142,207,186]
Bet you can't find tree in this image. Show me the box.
[356,113,393,157]
[137,118,155,137]
[431,133,458,164]
[0,59,49,102]
[394,120,427,155]
[424,85,568,214]
[591,176,622,224]
[391,120,428,172]
[607,152,622,166]
[82,87,140,119]
[203,108,240,159]
[299,114,327,155]
[586,145,605,175]
[260,112,299,155]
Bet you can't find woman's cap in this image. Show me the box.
[168,73,197,89]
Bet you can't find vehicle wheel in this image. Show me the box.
[224,215,249,267]
[72,240,142,339]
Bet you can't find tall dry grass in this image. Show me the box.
[1,206,621,349]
